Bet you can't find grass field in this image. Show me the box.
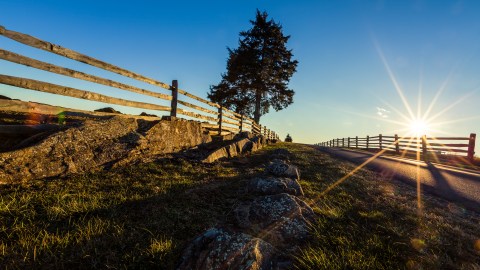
[1,143,479,269]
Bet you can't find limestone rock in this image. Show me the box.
[201,137,266,163]
[0,117,210,183]
[94,107,122,114]
[265,159,299,179]
[226,143,238,158]
[247,177,304,196]
[251,137,262,151]
[235,131,255,140]
[177,228,285,270]
[242,140,254,153]
[237,138,252,153]
[139,112,157,117]
[202,147,229,163]
[235,193,315,247]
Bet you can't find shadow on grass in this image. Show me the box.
[0,151,272,269]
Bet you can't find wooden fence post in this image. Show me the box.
[379,134,383,150]
[348,137,350,148]
[356,136,358,148]
[468,133,476,162]
[394,134,399,154]
[239,114,243,133]
[366,135,369,150]
[342,138,344,147]
[422,135,428,161]
[217,106,223,135]
[170,80,178,117]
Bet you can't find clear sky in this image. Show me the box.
[1,0,479,152]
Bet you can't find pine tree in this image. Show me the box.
[208,10,298,123]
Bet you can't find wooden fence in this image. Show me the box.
[317,133,477,162]
[0,25,279,140]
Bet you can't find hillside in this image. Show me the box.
[1,143,479,269]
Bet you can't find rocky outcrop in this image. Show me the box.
[234,193,314,247]
[0,116,211,183]
[247,177,304,196]
[201,136,267,163]
[94,107,122,114]
[139,112,157,117]
[176,228,285,270]
[266,159,300,179]
[177,153,315,269]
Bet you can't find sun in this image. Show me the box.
[409,119,429,136]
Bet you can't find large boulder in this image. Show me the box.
[201,136,266,163]
[250,136,263,151]
[234,193,315,247]
[265,159,300,179]
[94,107,122,114]
[235,138,251,154]
[0,117,210,183]
[247,177,304,196]
[202,147,229,163]
[177,228,288,270]
[235,131,255,140]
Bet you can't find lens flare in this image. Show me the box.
[409,119,429,137]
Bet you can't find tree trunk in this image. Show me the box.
[254,89,261,123]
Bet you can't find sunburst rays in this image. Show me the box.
[315,39,475,216]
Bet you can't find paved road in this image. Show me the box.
[315,146,480,212]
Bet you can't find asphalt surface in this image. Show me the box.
[315,146,480,212]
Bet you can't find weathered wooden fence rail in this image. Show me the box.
[0,25,279,140]
[317,133,477,162]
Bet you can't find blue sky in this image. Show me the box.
[0,0,479,151]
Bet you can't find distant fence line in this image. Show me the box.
[0,26,279,140]
[316,133,477,162]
